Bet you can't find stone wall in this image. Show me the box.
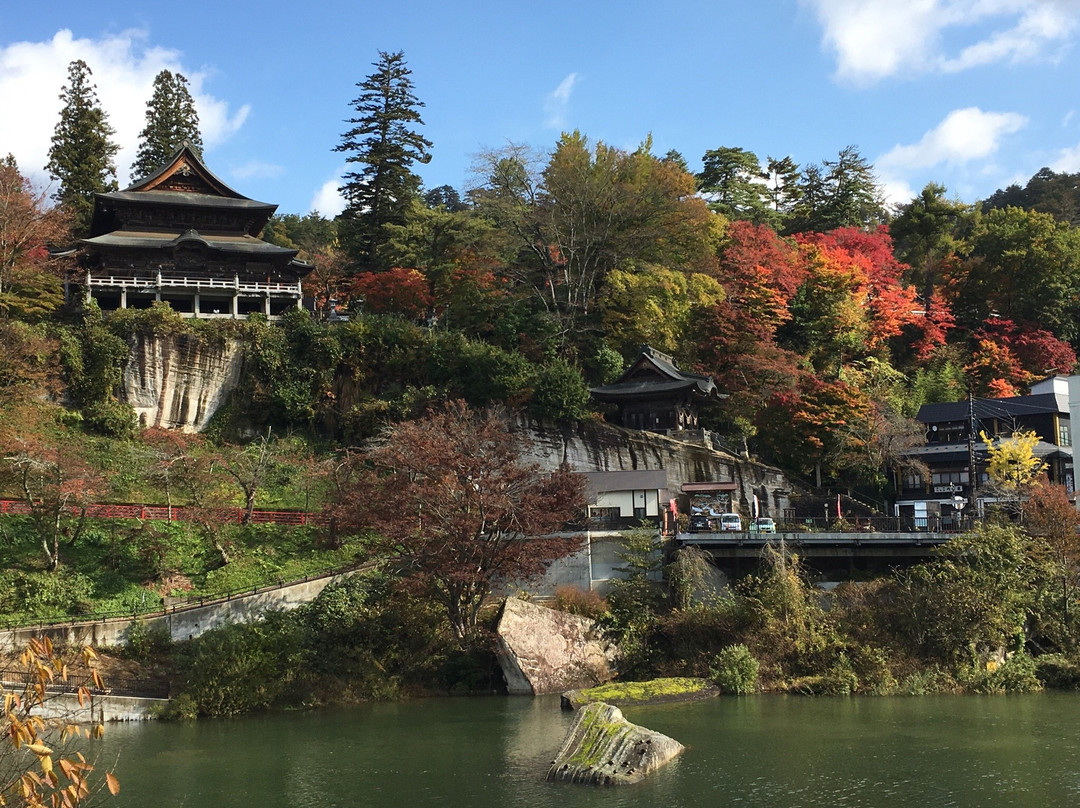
[121,332,244,432]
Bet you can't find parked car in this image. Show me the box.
[719,513,742,531]
[688,514,712,532]
[750,517,776,533]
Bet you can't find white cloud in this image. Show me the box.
[310,175,346,217]
[1050,142,1080,172]
[802,0,1080,83]
[230,161,284,181]
[0,28,248,190]
[544,72,579,129]
[878,107,1027,171]
[876,107,1027,205]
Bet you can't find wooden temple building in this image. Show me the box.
[77,144,310,318]
[590,346,719,433]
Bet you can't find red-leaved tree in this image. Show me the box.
[330,401,585,645]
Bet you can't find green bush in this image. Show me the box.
[1035,654,1080,689]
[962,652,1042,694]
[711,643,760,695]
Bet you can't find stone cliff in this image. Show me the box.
[513,415,796,517]
[121,332,244,432]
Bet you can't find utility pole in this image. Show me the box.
[967,391,978,525]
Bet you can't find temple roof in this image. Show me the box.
[89,144,278,238]
[590,346,718,403]
[82,228,298,258]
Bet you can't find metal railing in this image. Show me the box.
[0,668,169,699]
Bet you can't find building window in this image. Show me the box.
[589,507,621,526]
[902,472,924,489]
[1060,422,1071,447]
[931,471,969,485]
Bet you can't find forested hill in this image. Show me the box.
[7,50,1080,507]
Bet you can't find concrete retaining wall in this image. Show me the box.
[0,571,355,653]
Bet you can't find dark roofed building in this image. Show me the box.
[895,376,1073,528]
[590,346,719,433]
[78,144,310,318]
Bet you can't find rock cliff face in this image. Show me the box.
[121,332,244,432]
[513,415,795,517]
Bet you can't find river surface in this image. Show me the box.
[96,693,1080,807]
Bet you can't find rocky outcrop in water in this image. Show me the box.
[121,332,244,432]
[547,702,685,785]
[495,597,617,695]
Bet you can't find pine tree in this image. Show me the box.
[131,70,203,179]
[335,50,432,270]
[45,60,118,236]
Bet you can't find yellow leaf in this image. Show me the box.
[27,742,52,756]
[106,772,120,796]
[39,755,53,776]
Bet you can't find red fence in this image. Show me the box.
[0,500,325,526]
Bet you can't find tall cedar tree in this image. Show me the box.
[328,401,584,646]
[131,70,204,179]
[46,60,118,236]
[336,50,432,271]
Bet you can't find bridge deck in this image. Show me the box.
[679,531,953,559]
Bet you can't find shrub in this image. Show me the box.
[962,652,1042,694]
[553,586,608,620]
[711,643,760,695]
[1035,654,1080,689]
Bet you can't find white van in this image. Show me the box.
[719,513,742,531]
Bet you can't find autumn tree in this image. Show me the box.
[46,60,119,236]
[0,638,119,807]
[889,182,970,306]
[980,428,1046,513]
[336,50,432,270]
[333,401,585,645]
[0,424,107,571]
[131,70,203,179]
[1025,480,1080,641]
[211,429,283,525]
[0,156,69,319]
[472,133,715,349]
[599,265,725,357]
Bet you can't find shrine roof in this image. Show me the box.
[80,229,299,258]
[590,346,718,402]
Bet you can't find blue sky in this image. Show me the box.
[2,1,1080,217]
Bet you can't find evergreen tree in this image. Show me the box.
[45,60,118,236]
[335,50,432,271]
[131,70,203,179]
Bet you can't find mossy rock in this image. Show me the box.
[561,676,718,710]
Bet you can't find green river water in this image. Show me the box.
[95,693,1080,807]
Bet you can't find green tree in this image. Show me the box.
[472,133,715,349]
[336,50,432,270]
[131,70,203,179]
[697,146,770,223]
[889,182,970,305]
[946,206,1080,342]
[46,60,119,235]
[788,146,887,233]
